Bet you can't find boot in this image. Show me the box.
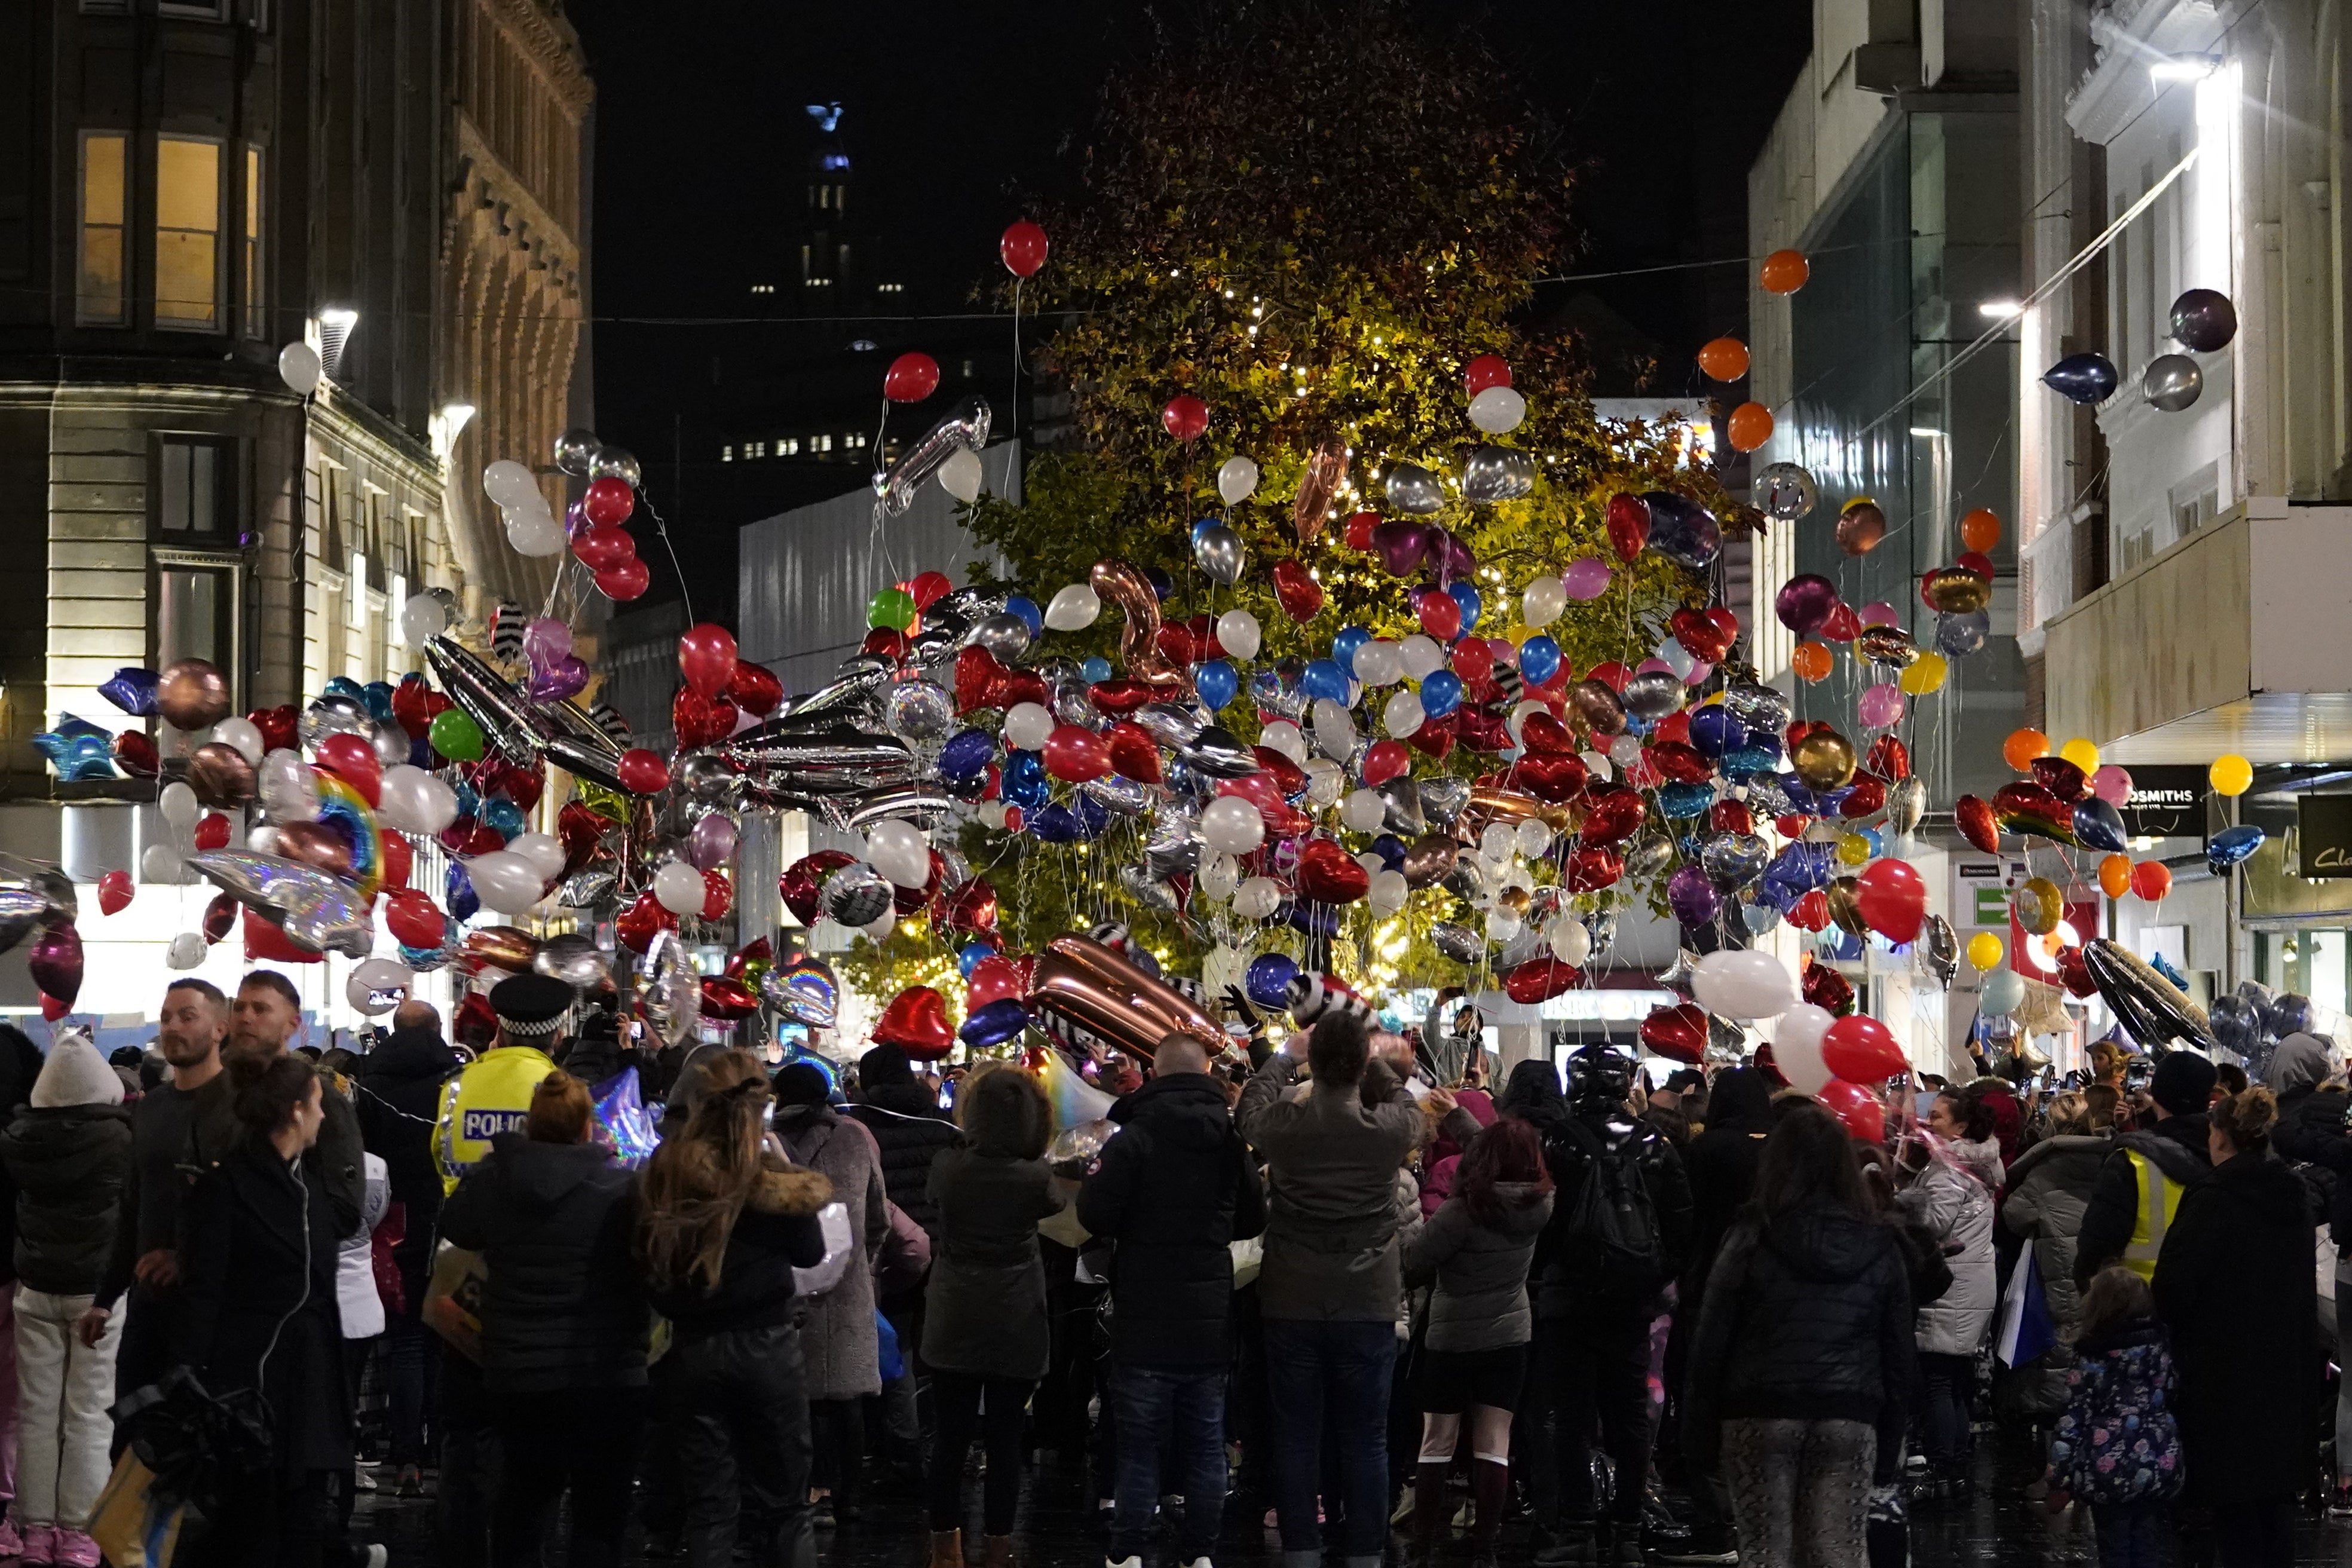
[982,1535,1016,1568]
[1413,1461,1450,1564]
[929,1530,964,1568]
[1533,1520,1601,1568]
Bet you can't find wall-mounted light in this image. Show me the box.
[318,308,359,379]
[433,402,476,462]
[2151,53,2221,82]
[1978,299,2025,319]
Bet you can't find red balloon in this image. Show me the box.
[1414,587,1463,642]
[96,870,133,917]
[1042,724,1112,783]
[573,523,636,571]
[1821,1015,1905,1082]
[1450,638,1494,684]
[1853,858,1928,943]
[1000,219,1049,278]
[699,976,759,1023]
[1361,740,1409,786]
[37,996,66,1022]
[966,954,1025,1009]
[1270,559,1324,623]
[874,985,956,1059]
[581,477,635,526]
[678,622,739,700]
[780,850,856,926]
[314,733,381,807]
[378,832,412,890]
[1161,395,1209,443]
[1802,960,1855,1013]
[1105,722,1163,784]
[1504,957,1582,1004]
[385,889,445,948]
[1578,786,1648,845]
[939,877,1000,936]
[617,890,678,955]
[1342,511,1381,550]
[194,812,232,852]
[2130,860,2172,902]
[1463,354,1512,396]
[884,351,941,403]
[1639,1003,1708,1063]
[1521,712,1577,755]
[1565,846,1624,892]
[596,556,650,601]
[908,571,953,609]
[1518,751,1588,803]
[616,748,670,794]
[726,659,783,717]
[701,868,733,921]
[243,906,322,964]
[672,687,737,749]
[252,706,298,755]
[1819,601,1863,642]
[114,730,159,778]
[1605,493,1650,562]
[1295,838,1370,904]
[1818,1078,1888,1143]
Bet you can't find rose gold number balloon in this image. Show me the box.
[1089,559,1190,696]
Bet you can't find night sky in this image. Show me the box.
[564,0,1814,617]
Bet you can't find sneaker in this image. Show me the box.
[353,1467,378,1493]
[1107,1557,1144,1568]
[1180,1558,1214,1568]
[1652,1526,1738,1565]
[0,1518,20,1557]
[50,1534,100,1568]
[359,1550,389,1568]
[20,1524,56,1567]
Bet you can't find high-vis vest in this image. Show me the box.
[434,1045,559,1193]
[2120,1147,2192,1279]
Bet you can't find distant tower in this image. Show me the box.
[796,103,855,314]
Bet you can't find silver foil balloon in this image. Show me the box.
[782,660,893,725]
[425,636,544,767]
[1935,610,1991,657]
[822,862,893,927]
[1744,775,1797,820]
[1193,522,1246,585]
[886,681,956,742]
[1250,668,1307,722]
[873,396,992,517]
[1119,865,1181,912]
[299,696,372,751]
[187,850,373,958]
[1622,669,1688,721]
[1145,806,1201,878]
[1443,855,1489,903]
[967,612,1033,663]
[1432,922,1482,964]
[1384,461,1447,515]
[534,932,611,989]
[538,696,630,793]
[674,751,740,803]
[724,723,919,804]
[1885,776,1927,838]
[1417,777,1472,825]
[639,930,700,1048]
[556,860,618,909]
[761,958,841,1029]
[1377,779,1426,836]
[845,785,958,829]
[589,446,643,487]
[553,427,602,476]
[2141,353,2203,412]
[1701,832,1770,889]
[2082,937,2213,1050]
[1083,775,1153,814]
[1914,915,1958,988]
[1655,948,1701,999]
[1584,911,1618,963]
[369,724,412,769]
[1752,461,1818,521]
[1723,681,1793,733]
[1459,447,1535,503]
[31,870,76,926]
[0,884,50,957]
[1741,898,1783,936]
[1625,834,1675,880]
[1178,727,1260,780]
[904,627,959,667]
[1135,702,1207,749]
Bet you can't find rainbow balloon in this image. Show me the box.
[311,767,386,901]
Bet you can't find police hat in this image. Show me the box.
[489,973,574,1040]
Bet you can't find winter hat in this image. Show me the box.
[32,1030,125,1109]
[2150,1049,2218,1116]
[859,1042,915,1090]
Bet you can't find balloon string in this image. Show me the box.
[1009,277,1024,442]
[633,490,695,627]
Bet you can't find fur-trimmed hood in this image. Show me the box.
[750,1163,832,1217]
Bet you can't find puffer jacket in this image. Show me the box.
[2002,1133,2114,1331]
[1404,1180,1552,1351]
[1236,1054,1423,1322]
[1684,1199,1914,1482]
[1899,1156,1996,1355]
[648,1162,832,1342]
[2274,1086,2352,1247]
[0,1103,133,1296]
[2047,1316,2183,1505]
[845,1082,961,1238]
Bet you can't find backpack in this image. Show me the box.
[1551,1117,1668,1305]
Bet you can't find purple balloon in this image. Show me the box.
[523,653,590,703]
[1370,519,1434,577]
[1666,865,1722,929]
[1429,529,1480,584]
[565,500,591,538]
[522,617,572,672]
[1774,574,1839,637]
[687,810,739,871]
[29,921,81,1008]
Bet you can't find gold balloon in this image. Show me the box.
[1857,627,1919,669]
[2014,875,2065,936]
[1791,728,1858,791]
[186,742,257,808]
[1090,559,1190,696]
[1460,785,1574,838]
[1835,500,1887,555]
[1827,875,1869,936]
[1498,886,1532,914]
[1399,833,1459,888]
[1925,566,1992,614]
[157,659,230,731]
[463,925,541,973]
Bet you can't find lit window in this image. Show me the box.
[819,185,830,209]
[156,136,222,329]
[78,132,126,324]
[721,445,733,462]
[962,359,975,377]
[387,572,407,645]
[782,437,798,455]
[242,145,262,333]
[349,550,370,630]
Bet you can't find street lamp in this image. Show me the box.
[318,308,359,379]
[2151,53,2220,82]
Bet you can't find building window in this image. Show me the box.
[158,437,230,534]
[721,445,733,462]
[241,145,262,334]
[387,571,408,647]
[814,434,832,454]
[962,359,975,378]
[781,437,798,456]
[158,0,228,16]
[157,567,231,676]
[155,135,222,329]
[78,133,127,324]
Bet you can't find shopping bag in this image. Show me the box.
[791,1202,855,1297]
[89,1447,189,1567]
[1995,1245,2056,1368]
[423,1240,489,1362]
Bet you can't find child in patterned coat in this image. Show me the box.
[2045,1266,2185,1568]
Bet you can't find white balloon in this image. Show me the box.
[1216,609,1262,661]
[978,801,1010,831]
[470,850,549,915]
[481,458,538,508]
[1655,638,1696,680]
[1367,869,1408,916]
[1043,584,1100,632]
[1232,875,1283,919]
[277,341,322,396]
[1200,796,1266,855]
[864,819,933,889]
[1311,697,1355,761]
[1398,634,1446,680]
[1480,823,1518,862]
[1383,689,1425,739]
[246,826,279,855]
[141,844,189,883]
[1259,720,1309,766]
[862,909,898,942]
[1354,850,1386,879]
[1217,455,1261,506]
[1340,788,1387,832]
[1003,702,1055,752]
[1468,385,1527,434]
[938,446,986,503]
[158,781,199,832]
[1486,908,1523,944]
[1774,1004,1837,1094]
[504,503,566,558]
[375,765,442,834]
[1522,575,1566,629]
[652,859,707,917]
[1301,758,1345,808]
[210,716,265,766]
[1547,917,1592,965]
[258,748,318,822]
[399,593,449,647]
[1692,950,1799,1023]
[1198,853,1242,901]
[166,932,207,970]
[1515,819,1554,857]
[1581,748,1615,783]
[1352,641,1402,687]
[509,831,569,883]
[347,957,414,1016]
[1608,733,1644,767]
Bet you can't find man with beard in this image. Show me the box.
[191,971,365,1234]
[79,979,226,1408]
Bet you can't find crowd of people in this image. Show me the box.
[0,973,2336,1568]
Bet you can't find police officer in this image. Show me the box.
[434,973,574,1194]
[2075,1049,2216,1286]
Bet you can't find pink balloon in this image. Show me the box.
[688,811,739,871]
[1563,557,1613,600]
[1858,600,1899,629]
[1685,660,1716,687]
[522,617,572,671]
[1635,658,1675,678]
[1857,682,1906,728]
[2090,764,2134,807]
[1487,637,1518,667]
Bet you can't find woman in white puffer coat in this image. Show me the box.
[1896,1132,1995,1496]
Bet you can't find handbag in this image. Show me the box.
[791,1202,855,1297]
[89,1450,188,1568]
[422,1240,489,1362]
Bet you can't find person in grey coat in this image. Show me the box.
[773,1064,887,1528]
[1404,1113,1552,1568]
[1897,1133,1996,1493]
[1999,1092,2114,1414]
[1236,1013,1429,1568]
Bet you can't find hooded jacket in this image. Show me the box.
[771,1104,886,1397]
[2152,1150,2316,1505]
[2001,1132,2114,1332]
[1897,1156,1995,1355]
[2275,1085,2352,1247]
[1682,1068,1772,1300]
[1404,1178,1553,1351]
[356,1025,461,1227]
[437,1133,650,1392]
[2262,1031,2334,1100]
[1683,1199,1914,1482]
[1077,1072,1267,1370]
[2075,1113,2211,1287]
[846,1080,962,1239]
[645,1162,832,1342]
[0,1098,132,1296]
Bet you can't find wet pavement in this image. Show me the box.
[345,1429,2352,1567]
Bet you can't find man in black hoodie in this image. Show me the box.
[1079,1034,1267,1568]
[2075,1049,2216,1287]
[845,1043,961,1239]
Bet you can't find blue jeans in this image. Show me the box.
[1263,1319,1399,1560]
[1110,1364,1228,1560]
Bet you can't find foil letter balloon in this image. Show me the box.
[1090,559,1188,696]
[1027,934,1224,1059]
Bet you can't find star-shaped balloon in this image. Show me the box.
[33,716,119,782]
[186,850,375,958]
[97,668,160,717]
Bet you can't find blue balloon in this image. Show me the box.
[1196,659,1238,710]
[957,941,999,979]
[1301,659,1352,703]
[1419,670,1464,718]
[1129,946,1162,979]
[409,735,434,770]
[940,728,996,779]
[1004,596,1042,637]
[1688,705,1744,759]
[1145,567,1175,601]
[1857,828,1884,858]
[1370,834,1406,871]
[1030,803,1082,843]
[1245,953,1300,1010]
[363,681,397,723]
[1658,781,1717,819]
[1447,581,1483,638]
[323,676,366,702]
[1332,625,1373,676]
[445,861,480,923]
[2042,351,2119,406]
[480,797,527,842]
[1072,794,1111,839]
[959,998,1033,1049]
[1080,656,1114,684]
[1190,517,1223,547]
[97,667,160,717]
[1720,745,1780,780]
[1001,750,1050,810]
[1281,900,1340,938]
[1518,635,1562,688]
[2072,797,2127,853]
[453,782,482,820]
[2207,823,2265,874]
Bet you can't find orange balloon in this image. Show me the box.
[1790,641,1832,682]
[1697,337,1750,382]
[1726,402,1774,453]
[2130,860,2172,902]
[2098,853,2132,899]
[2002,727,2050,771]
[1759,249,1810,295]
[1959,508,2002,553]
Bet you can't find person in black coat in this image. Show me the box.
[2075,1052,2215,1287]
[638,1048,832,1568]
[438,1071,649,1568]
[172,1055,351,1568]
[1077,1034,1266,1568]
[2274,1070,2352,1505]
[844,1043,961,1238]
[2153,1086,2316,1568]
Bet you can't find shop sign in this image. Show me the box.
[2118,766,2207,840]
[2296,794,2352,877]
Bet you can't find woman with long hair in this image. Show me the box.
[637,1048,832,1568]
[1404,1114,1554,1568]
[1685,1102,1913,1568]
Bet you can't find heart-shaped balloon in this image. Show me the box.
[1565,846,1624,892]
[762,957,841,1028]
[1670,607,1737,664]
[699,976,760,1023]
[1578,786,1647,845]
[1105,722,1163,783]
[938,876,1000,935]
[874,984,956,1059]
[954,646,1006,713]
[1272,559,1325,623]
[2029,756,2087,803]
[1640,1003,1708,1063]
[1296,837,1371,904]
[780,850,856,927]
[1992,781,2077,844]
[1504,957,1584,1004]
[1517,751,1588,804]
[1370,520,1434,577]
[672,687,737,749]
[1802,961,1855,1014]
[1521,712,1578,755]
